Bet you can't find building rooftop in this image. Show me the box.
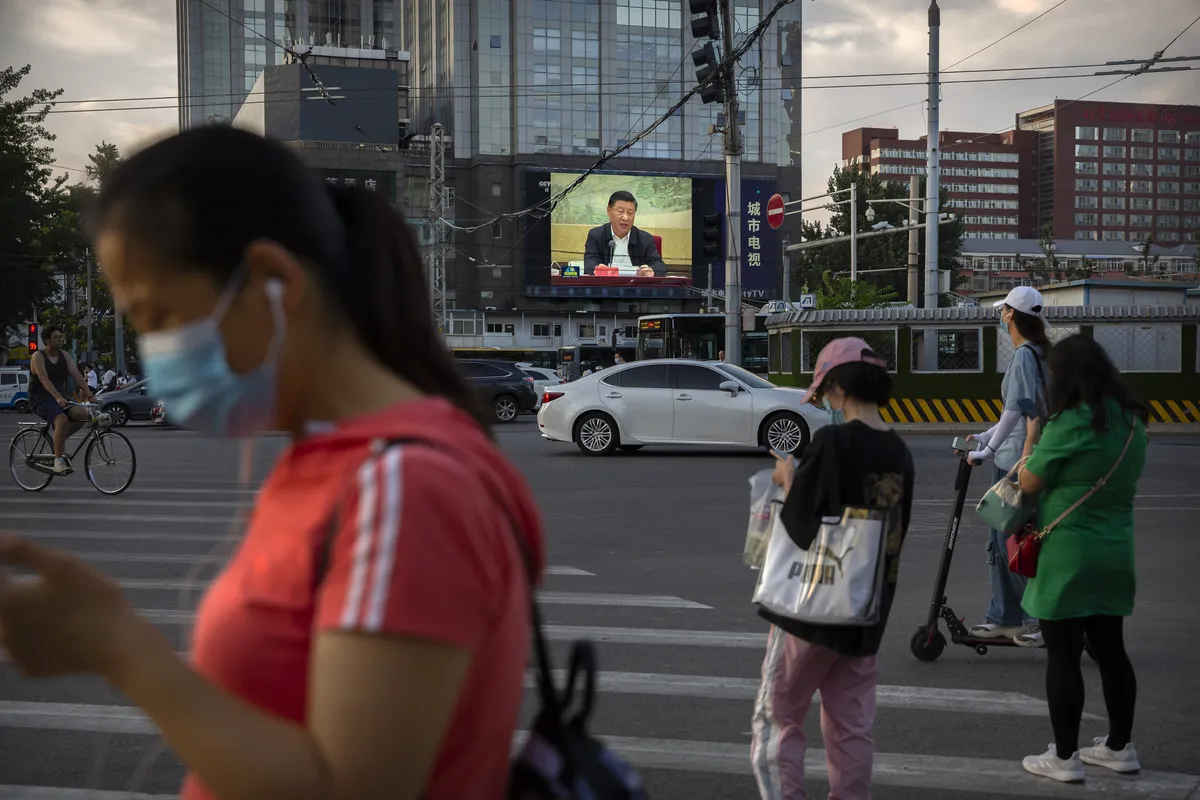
[959,239,1198,260]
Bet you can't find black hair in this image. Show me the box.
[91,126,488,431]
[1005,305,1051,352]
[608,190,637,209]
[43,324,63,339]
[818,356,892,408]
[1046,334,1148,432]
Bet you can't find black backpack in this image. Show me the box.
[316,437,647,800]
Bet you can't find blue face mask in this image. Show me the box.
[138,275,285,438]
[829,408,846,426]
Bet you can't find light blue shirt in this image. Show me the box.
[995,343,1046,471]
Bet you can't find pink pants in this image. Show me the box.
[750,626,878,800]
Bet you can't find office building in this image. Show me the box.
[178,0,805,321]
[1016,99,1200,245]
[842,127,1040,240]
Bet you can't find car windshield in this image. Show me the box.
[713,363,775,389]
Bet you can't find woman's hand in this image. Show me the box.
[772,453,796,494]
[0,534,154,682]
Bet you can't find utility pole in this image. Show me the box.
[849,181,858,282]
[114,309,125,373]
[719,0,742,365]
[907,175,921,304]
[924,0,941,309]
[85,250,94,362]
[781,236,790,302]
[428,123,447,334]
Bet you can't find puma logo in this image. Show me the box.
[786,542,856,585]
[813,543,854,576]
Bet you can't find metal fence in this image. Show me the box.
[911,328,983,372]
[1094,323,1182,373]
[800,329,899,373]
[995,326,1080,372]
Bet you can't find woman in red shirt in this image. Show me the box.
[0,127,545,799]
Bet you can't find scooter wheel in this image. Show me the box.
[910,626,946,662]
[975,644,988,656]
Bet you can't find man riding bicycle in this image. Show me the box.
[28,325,96,474]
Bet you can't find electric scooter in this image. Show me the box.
[909,438,1094,662]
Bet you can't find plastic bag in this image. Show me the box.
[744,468,784,567]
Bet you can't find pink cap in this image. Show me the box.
[800,337,887,404]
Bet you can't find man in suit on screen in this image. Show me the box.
[582,190,668,277]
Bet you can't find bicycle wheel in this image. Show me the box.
[85,430,137,495]
[9,428,54,491]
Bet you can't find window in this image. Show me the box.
[1159,147,1181,161]
[0,374,15,386]
[1158,231,1180,242]
[1102,146,1126,159]
[532,27,560,52]
[485,322,515,335]
[1131,146,1154,160]
[1130,162,1153,176]
[1184,215,1200,229]
[1159,130,1180,144]
[531,323,551,337]
[1131,129,1153,143]
[1102,180,1127,194]
[1103,128,1126,141]
[618,364,670,388]
[492,222,502,239]
[578,323,595,338]
[1188,183,1200,196]
[1075,161,1098,175]
[673,365,726,391]
[1075,230,1098,241]
[1102,214,1126,226]
[1131,214,1153,227]
[492,182,502,197]
[1075,195,1098,209]
[1103,230,1127,241]
[1159,198,1180,211]
[463,362,509,378]
[553,324,562,336]
[616,0,681,29]
[1160,181,1180,194]
[1131,180,1153,193]
[1102,196,1126,209]
[1159,164,1181,177]
[489,35,502,48]
[1131,197,1153,210]
[1187,150,1200,162]
[1187,132,1200,145]
[450,318,477,336]
[1102,162,1127,175]
[1075,179,1098,191]
[1158,215,1179,228]
[1075,144,1099,157]
[571,31,599,58]
[1075,126,1098,140]
[1187,166,1200,178]
[1074,213,1098,226]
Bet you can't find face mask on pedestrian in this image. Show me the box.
[138,272,285,438]
[998,307,1011,334]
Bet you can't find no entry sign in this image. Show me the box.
[766,193,784,230]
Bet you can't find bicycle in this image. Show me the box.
[8,403,138,495]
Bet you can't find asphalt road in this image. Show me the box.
[0,414,1198,799]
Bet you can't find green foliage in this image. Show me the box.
[790,164,965,306]
[812,271,900,309]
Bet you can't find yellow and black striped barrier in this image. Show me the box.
[880,398,1200,425]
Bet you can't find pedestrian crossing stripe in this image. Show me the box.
[878,398,1200,424]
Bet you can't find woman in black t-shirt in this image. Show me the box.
[750,337,915,800]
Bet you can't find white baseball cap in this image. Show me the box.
[994,285,1046,317]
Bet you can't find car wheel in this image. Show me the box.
[492,394,519,423]
[761,411,809,456]
[104,403,130,427]
[14,399,29,414]
[575,413,618,456]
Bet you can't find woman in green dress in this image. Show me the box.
[1016,334,1148,784]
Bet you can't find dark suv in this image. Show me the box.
[457,360,539,423]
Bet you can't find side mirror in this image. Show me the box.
[719,380,740,395]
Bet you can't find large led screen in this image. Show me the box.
[548,172,693,286]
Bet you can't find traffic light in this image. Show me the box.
[692,43,725,105]
[689,0,720,40]
[702,214,722,260]
[689,0,724,105]
[28,323,38,352]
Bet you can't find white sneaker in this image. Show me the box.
[52,458,70,475]
[1014,624,1045,648]
[1022,744,1085,783]
[969,622,1022,638]
[1080,736,1141,773]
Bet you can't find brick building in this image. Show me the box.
[842,127,1040,240]
[1016,99,1200,245]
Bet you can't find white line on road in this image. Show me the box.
[0,513,245,524]
[0,705,1191,797]
[18,530,232,543]
[52,555,593,577]
[531,670,1093,718]
[0,497,252,508]
[0,788,174,799]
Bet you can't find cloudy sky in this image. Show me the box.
[1,0,1197,202]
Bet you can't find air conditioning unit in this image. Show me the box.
[485,306,498,311]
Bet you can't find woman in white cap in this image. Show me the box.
[965,285,1051,647]
[752,337,915,800]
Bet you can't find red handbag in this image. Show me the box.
[1006,424,1137,579]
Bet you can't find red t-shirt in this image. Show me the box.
[182,398,545,799]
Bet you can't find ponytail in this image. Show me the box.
[324,186,490,433]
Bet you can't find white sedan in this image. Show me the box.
[536,359,830,456]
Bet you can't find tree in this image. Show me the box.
[790,164,965,306]
[85,141,122,187]
[809,270,900,310]
[0,65,65,344]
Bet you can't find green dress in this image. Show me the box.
[1020,400,1147,621]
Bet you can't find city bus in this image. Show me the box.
[450,347,558,369]
[557,343,637,381]
[635,313,769,374]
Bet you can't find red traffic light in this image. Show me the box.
[28,324,36,333]
[29,342,38,351]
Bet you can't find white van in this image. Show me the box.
[0,367,31,413]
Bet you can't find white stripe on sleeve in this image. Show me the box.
[339,456,380,629]
[363,446,405,632]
